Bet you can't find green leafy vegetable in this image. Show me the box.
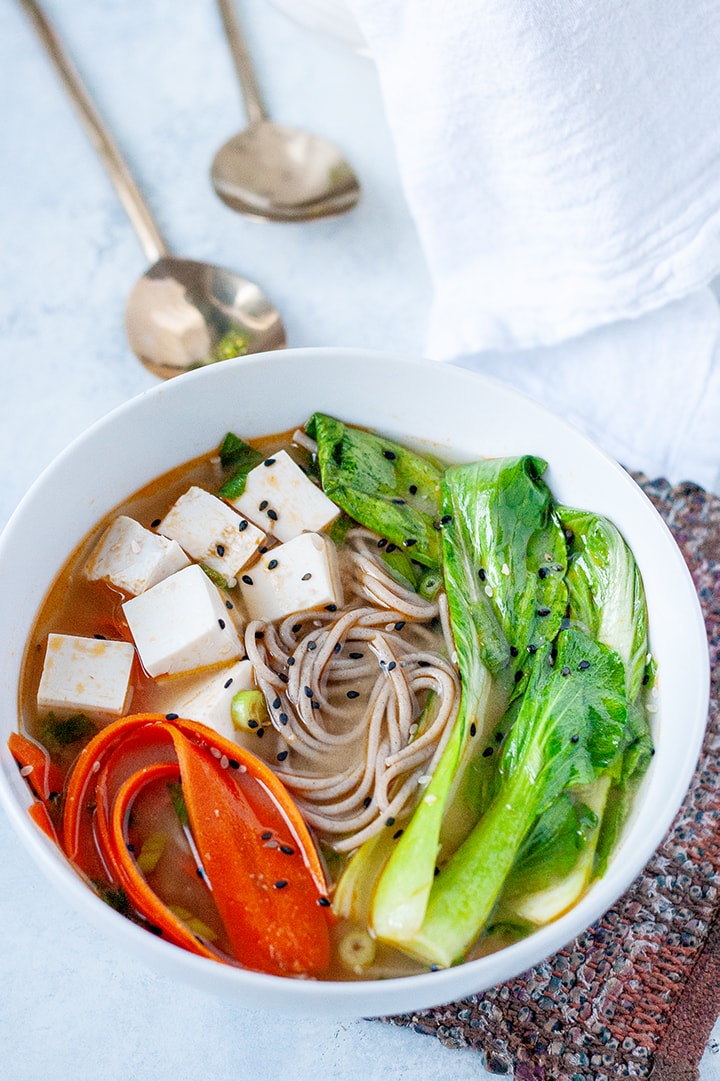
[370,456,568,945]
[40,711,94,749]
[306,413,443,568]
[398,629,627,967]
[217,432,263,500]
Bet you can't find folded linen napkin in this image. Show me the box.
[346,0,720,491]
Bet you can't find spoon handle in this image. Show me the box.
[20,0,170,264]
[217,0,268,126]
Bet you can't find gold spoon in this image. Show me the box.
[210,0,361,222]
[21,0,286,380]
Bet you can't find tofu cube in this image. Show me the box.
[122,564,243,677]
[37,633,135,718]
[158,486,265,579]
[146,659,255,742]
[239,532,343,622]
[85,515,190,596]
[229,450,339,542]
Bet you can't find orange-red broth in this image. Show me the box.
[18,433,462,981]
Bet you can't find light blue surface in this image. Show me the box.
[1,2,719,1079]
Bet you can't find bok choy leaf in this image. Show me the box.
[370,456,568,945]
[403,628,627,967]
[306,413,443,568]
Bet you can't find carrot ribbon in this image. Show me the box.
[14,714,331,977]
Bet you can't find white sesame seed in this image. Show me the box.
[484,584,493,597]
[19,764,33,777]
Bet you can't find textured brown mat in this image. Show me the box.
[382,476,720,1080]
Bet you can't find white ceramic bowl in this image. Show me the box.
[0,348,709,1018]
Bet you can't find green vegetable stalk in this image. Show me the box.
[404,628,627,967]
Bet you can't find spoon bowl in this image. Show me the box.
[22,0,285,378]
[125,256,286,380]
[213,0,360,222]
[211,121,361,221]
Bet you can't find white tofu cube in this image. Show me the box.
[37,634,135,718]
[85,515,190,596]
[158,486,265,579]
[122,564,243,677]
[229,450,339,542]
[146,659,255,742]
[239,532,343,622]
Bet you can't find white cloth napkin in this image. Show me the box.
[346,0,720,491]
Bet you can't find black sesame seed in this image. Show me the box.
[510,645,519,657]
[347,690,360,699]
[470,722,477,737]
[228,759,240,770]
[409,484,418,495]
[302,572,312,581]
[334,642,342,654]
[561,666,571,677]
[216,544,225,557]
[238,519,249,532]
[304,686,313,697]
[392,498,406,505]
[259,500,268,511]
[537,606,551,617]
[377,538,387,548]
[279,713,288,725]
[514,669,524,683]
[403,538,417,548]
[218,618,226,630]
[278,672,289,683]
[386,816,396,827]
[225,600,233,609]
[527,644,538,654]
[277,751,289,762]
[224,678,233,689]
[417,660,431,668]
[363,796,372,808]
[383,449,397,460]
[256,727,265,738]
[274,880,288,889]
[196,867,205,879]
[393,829,404,840]
[258,546,268,554]
[311,700,320,710]
[287,656,295,666]
[495,731,504,743]
[578,659,591,670]
[538,566,549,579]
[268,558,278,570]
[247,719,259,729]
[478,567,486,581]
[482,746,494,758]
[94,633,107,640]
[386,543,397,553]
[292,623,302,633]
[440,514,453,526]
[570,734,580,744]
[434,866,440,877]
[318,897,331,907]
[273,697,281,709]
[165,713,179,721]
[394,621,405,630]
[264,458,276,467]
[307,641,317,651]
[642,672,650,685]
[387,661,397,671]
[151,518,161,528]
[267,509,278,521]
[242,574,253,585]
[349,651,363,659]
[148,925,163,936]
[261,831,273,840]
[279,844,295,855]
[325,604,337,612]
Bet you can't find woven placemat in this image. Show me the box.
[381,476,720,1080]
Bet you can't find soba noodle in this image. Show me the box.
[244,529,460,852]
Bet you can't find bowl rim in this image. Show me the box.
[0,346,710,1017]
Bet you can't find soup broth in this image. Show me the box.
[14,418,654,981]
